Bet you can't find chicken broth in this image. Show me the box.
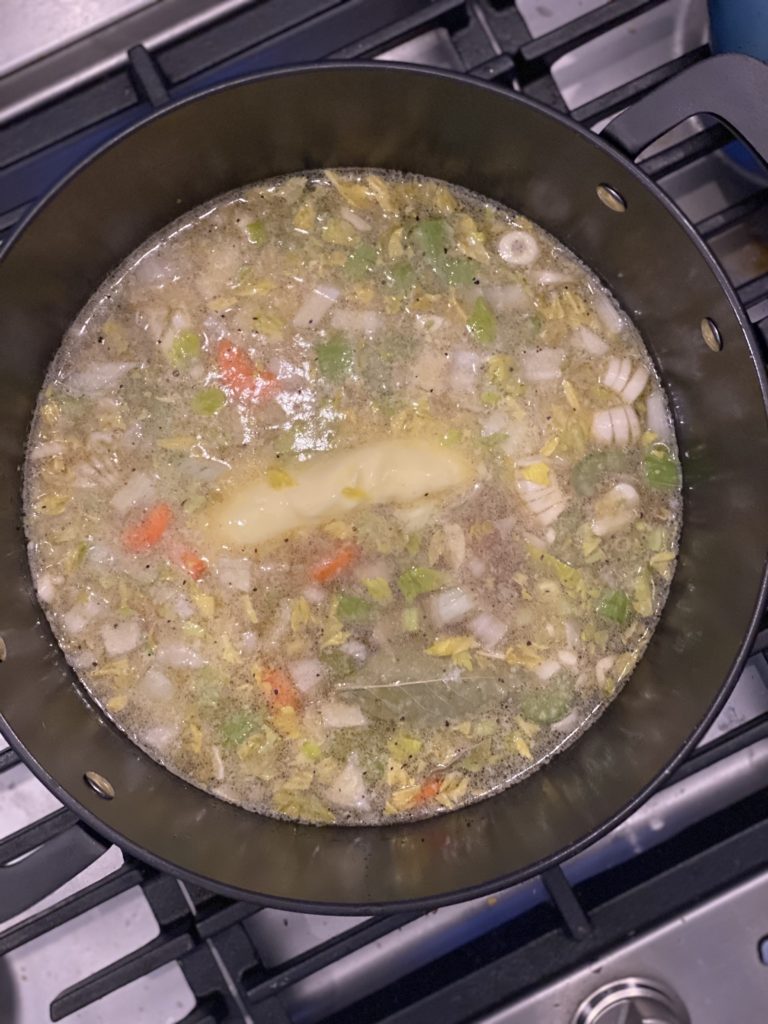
[25,170,681,825]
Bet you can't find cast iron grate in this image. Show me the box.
[2,1,768,1021]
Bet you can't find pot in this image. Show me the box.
[2,56,768,916]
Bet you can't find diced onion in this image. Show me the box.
[69,362,136,395]
[443,523,466,569]
[467,556,487,579]
[534,659,561,681]
[340,640,368,662]
[591,482,640,537]
[551,710,580,735]
[450,349,481,392]
[302,583,326,605]
[293,284,339,328]
[498,230,540,266]
[330,308,381,334]
[62,597,102,635]
[483,283,531,312]
[340,207,371,232]
[646,389,673,442]
[157,642,206,668]
[570,325,609,356]
[470,611,507,649]
[535,268,573,288]
[596,656,615,686]
[326,754,369,808]
[592,292,624,335]
[29,441,67,461]
[288,657,326,694]
[520,348,564,383]
[216,557,252,593]
[321,702,367,728]
[110,472,155,515]
[429,587,475,627]
[558,649,579,670]
[101,619,141,657]
[36,573,58,603]
[140,668,174,702]
[211,746,225,782]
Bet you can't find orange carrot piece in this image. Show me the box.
[175,547,208,580]
[414,776,443,805]
[217,340,278,401]
[261,668,302,711]
[310,542,360,584]
[122,503,172,552]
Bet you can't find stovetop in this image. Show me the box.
[2,2,768,1022]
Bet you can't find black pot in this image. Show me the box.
[2,57,768,915]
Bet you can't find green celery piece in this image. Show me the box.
[398,566,444,603]
[171,330,202,366]
[519,679,573,725]
[402,606,421,632]
[442,257,475,286]
[467,297,497,345]
[321,649,357,678]
[598,589,632,625]
[246,220,267,244]
[571,450,628,497]
[346,242,377,280]
[192,386,226,415]
[336,593,373,623]
[316,333,353,380]
[220,711,258,747]
[644,444,680,489]
[386,260,416,294]
[363,577,393,605]
[411,218,450,263]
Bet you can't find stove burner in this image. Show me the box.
[573,977,690,1024]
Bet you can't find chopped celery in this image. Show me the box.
[220,711,259,747]
[246,220,266,244]
[192,386,226,415]
[316,333,353,380]
[467,297,497,345]
[411,218,450,262]
[170,330,202,366]
[321,648,357,677]
[363,577,393,605]
[644,444,680,489]
[301,740,323,760]
[571,450,627,496]
[346,242,377,280]
[386,260,416,294]
[441,257,475,286]
[598,589,632,625]
[337,593,373,623]
[402,606,421,632]
[519,679,572,725]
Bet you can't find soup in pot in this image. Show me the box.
[25,170,681,824]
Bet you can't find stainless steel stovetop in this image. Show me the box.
[2,2,768,1022]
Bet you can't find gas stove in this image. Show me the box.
[2,2,768,1022]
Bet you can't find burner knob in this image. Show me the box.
[573,977,690,1024]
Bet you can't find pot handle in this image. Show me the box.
[602,54,768,166]
[0,821,109,925]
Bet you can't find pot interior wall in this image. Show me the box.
[1,65,766,909]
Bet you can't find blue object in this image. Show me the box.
[708,0,768,175]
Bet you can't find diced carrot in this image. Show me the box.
[261,667,302,711]
[122,503,172,552]
[310,542,360,584]
[217,340,278,401]
[414,776,443,805]
[175,546,208,580]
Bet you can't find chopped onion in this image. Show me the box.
[450,349,481,392]
[182,457,230,485]
[591,482,640,537]
[414,313,446,333]
[498,229,540,266]
[69,362,136,395]
[340,640,368,662]
[646,389,673,442]
[443,523,466,569]
[157,642,205,669]
[591,406,641,447]
[143,722,180,751]
[330,308,381,334]
[520,348,564,383]
[101,619,141,657]
[596,656,615,686]
[467,556,487,579]
[29,441,67,461]
[551,710,580,735]
[535,268,573,288]
[36,573,58,603]
[564,619,579,648]
[293,284,339,328]
[429,587,475,627]
[534,659,561,681]
[570,325,609,356]
[483,283,531,312]
[470,612,507,649]
[216,557,251,593]
[288,658,326,694]
[211,746,225,782]
[110,472,155,515]
[140,668,174,702]
[302,583,326,605]
[326,754,369,808]
[557,649,579,670]
[321,701,367,729]
[62,597,102,635]
[340,206,371,232]
[592,292,624,335]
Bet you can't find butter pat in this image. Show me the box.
[202,439,473,548]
